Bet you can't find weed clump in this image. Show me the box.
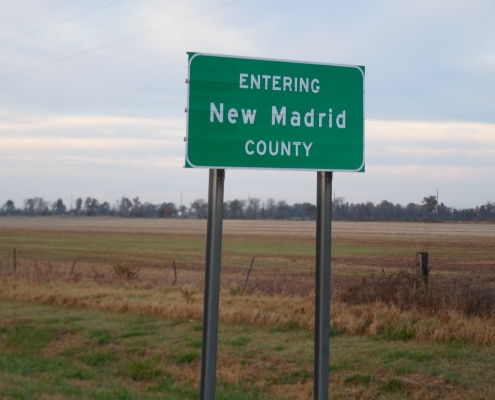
[180,287,196,304]
[112,264,140,283]
[344,374,373,387]
[80,350,116,366]
[5,322,56,353]
[89,329,112,345]
[268,369,312,384]
[120,359,162,381]
[176,351,199,364]
[230,336,250,346]
[338,270,495,318]
[384,326,416,341]
[381,378,403,393]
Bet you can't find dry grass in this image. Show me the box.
[2,258,495,346]
[1,217,495,348]
[338,269,495,318]
[331,302,495,345]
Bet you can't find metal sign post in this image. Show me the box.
[200,169,225,400]
[185,52,364,399]
[314,171,332,400]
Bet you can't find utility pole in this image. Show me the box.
[333,190,335,216]
[437,189,439,219]
[180,192,183,217]
[247,193,250,218]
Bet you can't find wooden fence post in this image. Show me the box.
[172,261,177,286]
[242,256,255,295]
[416,252,429,284]
[67,259,77,282]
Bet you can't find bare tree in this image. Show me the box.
[158,202,176,218]
[190,198,207,219]
[90,198,99,215]
[99,202,110,215]
[24,199,34,215]
[304,203,317,219]
[2,200,15,214]
[74,198,82,214]
[265,198,276,219]
[333,197,345,218]
[422,195,438,219]
[276,200,290,219]
[23,197,47,215]
[34,197,47,214]
[248,198,261,219]
[52,199,66,215]
[120,197,132,216]
[229,199,246,218]
[366,201,374,219]
[132,197,143,217]
[84,197,99,216]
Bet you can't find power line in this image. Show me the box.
[0,0,126,46]
[0,0,243,81]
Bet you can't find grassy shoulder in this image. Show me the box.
[0,300,276,399]
[0,300,494,399]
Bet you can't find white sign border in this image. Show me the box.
[185,52,365,172]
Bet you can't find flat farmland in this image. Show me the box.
[1,217,495,285]
[1,217,495,399]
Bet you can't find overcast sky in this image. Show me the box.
[1,0,494,209]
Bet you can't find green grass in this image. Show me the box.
[1,300,495,398]
[381,378,403,393]
[230,336,250,346]
[89,328,112,345]
[5,321,57,353]
[184,336,202,348]
[80,350,117,366]
[268,369,313,384]
[269,321,301,332]
[176,351,200,364]
[0,300,280,399]
[119,359,163,381]
[344,373,373,387]
[383,326,417,341]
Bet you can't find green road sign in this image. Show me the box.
[185,53,365,171]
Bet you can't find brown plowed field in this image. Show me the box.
[1,217,494,296]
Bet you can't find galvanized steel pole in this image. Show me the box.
[200,169,225,400]
[314,171,332,400]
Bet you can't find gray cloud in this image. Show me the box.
[1,0,494,209]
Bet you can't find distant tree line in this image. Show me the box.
[332,195,495,222]
[1,195,495,222]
